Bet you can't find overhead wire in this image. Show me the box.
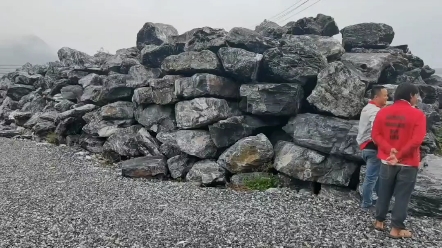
[267,0,304,21]
[278,0,323,24]
[272,0,311,23]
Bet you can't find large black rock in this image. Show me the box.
[239,83,304,116]
[140,43,184,68]
[260,45,327,85]
[136,22,178,50]
[274,141,358,186]
[225,27,279,54]
[208,115,283,148]
[282,113,361,162]
[340,23,395,51]
[175,73,240,100]
[217,47,262,82]
[161,50,223,76]
[280,34,345,62]
[307,61,366,118]
[184,27,227,53]
[254,20,287,39]
[283,14,339,37]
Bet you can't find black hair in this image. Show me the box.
[370,85,386,99]
[393,83,419,102]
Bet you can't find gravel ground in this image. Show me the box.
[0,137,441,247]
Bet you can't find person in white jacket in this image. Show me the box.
[356,85,389,211]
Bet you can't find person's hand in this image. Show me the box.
[390,148,398,156]
[386,154,398,165]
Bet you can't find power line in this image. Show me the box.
[278,0,322,24]
[249,0,309,30]
[272,0,311,23]
[267,0,304,21]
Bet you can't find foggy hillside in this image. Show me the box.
[0,34,57,65]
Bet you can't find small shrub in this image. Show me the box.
[45,132,58,144]
[243,175,279,191]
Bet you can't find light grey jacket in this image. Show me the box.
[356,103,381,146]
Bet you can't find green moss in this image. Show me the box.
[45,132,58,144]
[243,175,279,191]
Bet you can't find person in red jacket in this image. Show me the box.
[371,83,426,239]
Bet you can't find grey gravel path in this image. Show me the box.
[0,137,441,247]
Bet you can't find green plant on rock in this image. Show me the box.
[45,132,58,144]
[243,175,279,191]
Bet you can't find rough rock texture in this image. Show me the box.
[239,83,304,116]
[161,50,222,76]
[121,156,168,179]
[280,34,345,61]
[254,20,287,39]
[217,134,274,174]
[175,73,240,100]
[208,115,282,148]
[274,141,358,186]
[184,27,227,53]
[260,45,328,85]
[340,52,406,85]
[217,47,262,82]
[340,23,395,51]
[225,27,279,54]
[140,43,184,68]
[283,113,361,161]
[284,14,339,37]
[175,97,235,129]
[307,61,366,118]
[135,104,176,133]
[167,154,195,179]
[185,159,226,186]
[136,22,179,50]
[175,130,218,159]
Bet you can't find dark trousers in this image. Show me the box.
[375,163,418,229]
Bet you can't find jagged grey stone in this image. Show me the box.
[283,113,361,161]
[307,61,366,118]
[175,97,235,129]
[100,101,134,120]
[121,156,168,179]
[273,141,358,186]
[135,104,176,133]
[217,47,261,82]
[261,45,328,85]
[217,133,274,174]
[175,73,240,100]
[167,154,195,179]
[175,130,217,159]
[239,83,304,116]
[280,34,345,61]
[185,159,226,186]
[161,50,223,75]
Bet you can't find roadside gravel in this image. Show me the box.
[0,137,441,247]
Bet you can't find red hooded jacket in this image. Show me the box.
[371,100,427,167]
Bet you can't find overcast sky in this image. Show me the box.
[0,0,441,67]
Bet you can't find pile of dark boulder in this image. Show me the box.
[0,14,441,217]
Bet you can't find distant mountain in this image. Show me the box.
[434,68,442,75]
[0,34,57,65]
